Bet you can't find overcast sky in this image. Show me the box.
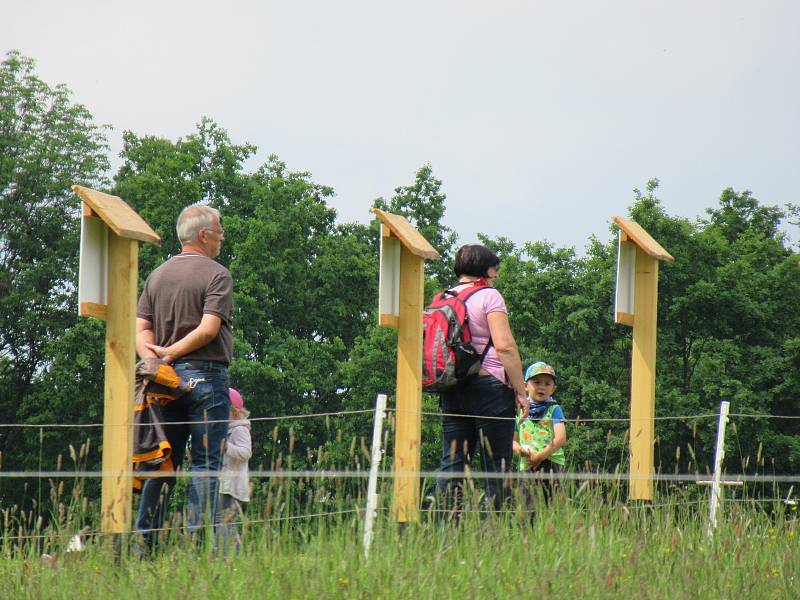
[4,1,799,252]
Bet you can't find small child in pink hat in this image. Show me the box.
[218,387,251,554]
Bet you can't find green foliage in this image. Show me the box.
[490,179,800,476]
[373,164,458,288]
[113,126,381,475]
[113,116,256,275]
[0,51,109,497]
[3,52,800,518]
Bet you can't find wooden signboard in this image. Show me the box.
[372,208,439,523]
[612,216,674,501]
[79,209,109,319]
[378,226,401,328]
[73,185,160,535]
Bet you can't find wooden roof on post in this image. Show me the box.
[612,216,674,263]
[371,208,440,260]
[72,185,161,245]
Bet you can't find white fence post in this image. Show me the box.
[707,400,730,538]
[363,393,387,558]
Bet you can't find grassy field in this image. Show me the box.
[1,483,798,600]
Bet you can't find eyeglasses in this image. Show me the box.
[203,226,225,237]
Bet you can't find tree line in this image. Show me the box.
[2,51,799,508]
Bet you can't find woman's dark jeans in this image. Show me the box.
[435,375,516,512]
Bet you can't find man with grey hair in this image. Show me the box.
[135,203,233,549]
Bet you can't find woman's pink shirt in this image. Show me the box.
[452,283,508,385]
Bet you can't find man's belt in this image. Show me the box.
[172,359,228,370]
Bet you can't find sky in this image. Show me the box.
[3,0,799,252]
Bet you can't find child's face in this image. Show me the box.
[526,374,555,401]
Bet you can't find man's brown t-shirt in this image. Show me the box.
[137,253,233,364]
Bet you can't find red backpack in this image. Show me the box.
[422,281,493,393]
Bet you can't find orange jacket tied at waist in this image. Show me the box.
[133,358,188,491]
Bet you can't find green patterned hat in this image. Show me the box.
[524,361,556,381]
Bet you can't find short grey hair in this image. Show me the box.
[176,204,221,245]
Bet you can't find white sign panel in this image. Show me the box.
[614,233,635,322]
[378,233,400,325]
[78,213,108,313]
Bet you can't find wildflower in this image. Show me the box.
[338,577,349,586]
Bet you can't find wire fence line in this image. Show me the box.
[0,508,370,543]
[2,404,795,551]
[1,468,798,484]
[413,410,721,423]
[0,407,797,430]
[2,496,793,545]
[1,406,797,490]
[0,408,377,429]
[728,412,800,419]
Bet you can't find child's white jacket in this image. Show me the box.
[220,418,251,502]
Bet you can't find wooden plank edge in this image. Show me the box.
[72,185,161,245]
[80,301,108,320]
[379,314,399,329]
[371,208,440,261]
[615,311,634,327]
[612,216,675,263]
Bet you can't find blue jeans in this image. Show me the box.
[135,360,230,547]
[436,375,515,512]
[216,493,244,556]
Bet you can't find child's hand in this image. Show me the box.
[527,452,543,469]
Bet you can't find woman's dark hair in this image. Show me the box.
[454,244,500,278]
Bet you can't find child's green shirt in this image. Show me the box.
[516,401,566,469]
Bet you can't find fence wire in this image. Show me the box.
[3,407,799,429]
[0,468,798,484]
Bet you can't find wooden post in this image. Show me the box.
[371,208,439,524]
[73,185,160,535]
[629,248,658,500]
[100,234,138,533]
[612,216,673,502]
[393,245,425,523]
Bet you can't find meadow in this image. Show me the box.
[1,475,797,600]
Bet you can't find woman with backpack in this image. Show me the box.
[434,244,528,514]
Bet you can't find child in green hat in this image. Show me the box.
[513,361,567,503]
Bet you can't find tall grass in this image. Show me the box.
[1,418,799,599]
[1,476,798,599]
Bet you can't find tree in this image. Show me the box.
[112,116,256,276]
[372,164,457,289]
[478,179,800,480]
[0,51,109,488]
[114,126,380,478]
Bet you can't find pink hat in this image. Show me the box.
[229,388,244,410]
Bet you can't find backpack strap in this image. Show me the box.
[452,282,494,362]
[479,338,494,359]
[450,281,493,301]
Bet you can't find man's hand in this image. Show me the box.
[144,343,175,364]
